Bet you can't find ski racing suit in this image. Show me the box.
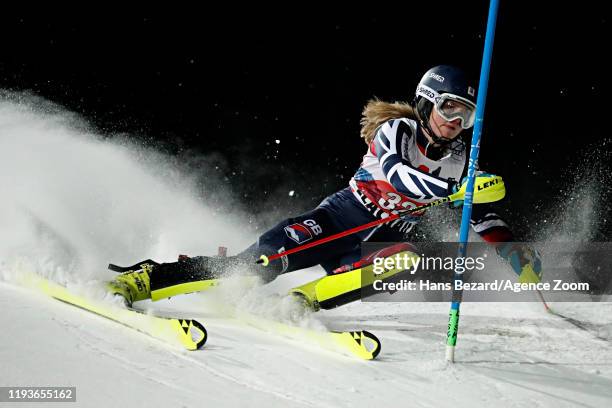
[245,117,512,275]
[151,117,515,291]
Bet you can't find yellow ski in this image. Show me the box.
[21,274,207,351]
[227,306,381,360]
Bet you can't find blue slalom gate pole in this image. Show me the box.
[445,0,500,363]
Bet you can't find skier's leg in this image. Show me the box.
[248,187,383,273]
[318,221,414,274]
[149,206,363,291]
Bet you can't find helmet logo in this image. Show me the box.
[417,86,436,100]
[429,73,445,82]
[468,86,475,97]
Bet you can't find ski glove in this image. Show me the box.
[449,171,496,208]
[496,243,543,283]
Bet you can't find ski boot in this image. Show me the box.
[106,247,267,304]
[106,253,231,305]
[496,243,543,284]
[290,242,419,310]
[107,264,153,307]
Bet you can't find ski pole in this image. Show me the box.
[257,175,505,266]
[446,0,500,363]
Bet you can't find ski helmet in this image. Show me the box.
[414,65,477,145]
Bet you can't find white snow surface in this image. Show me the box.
[2,274,612,408]
[2,93,612,408]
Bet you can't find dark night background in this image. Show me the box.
[1,5,610,240]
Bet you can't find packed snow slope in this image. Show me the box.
[1,92,612,408]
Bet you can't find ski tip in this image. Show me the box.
[334,330,382,360]
[177,319,208,350]
[190,319,208,350]
[361,330,382,360]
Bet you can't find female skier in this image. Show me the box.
[109,65,541,305]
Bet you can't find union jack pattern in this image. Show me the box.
[349,118,511,240]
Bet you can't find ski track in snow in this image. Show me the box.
[2,279,612,408]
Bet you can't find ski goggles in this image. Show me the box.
[433,93,477,129]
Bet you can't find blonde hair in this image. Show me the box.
[359,99,420,144]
